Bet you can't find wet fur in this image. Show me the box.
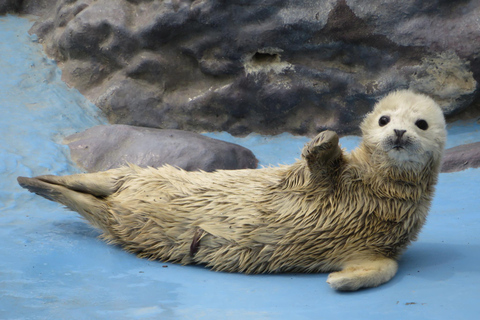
[18,90,446,291]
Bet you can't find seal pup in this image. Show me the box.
[18,90,446,291]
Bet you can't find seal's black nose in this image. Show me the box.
[394,129,406,138]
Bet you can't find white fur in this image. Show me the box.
[327,90,446,290]
[361,90,446,169]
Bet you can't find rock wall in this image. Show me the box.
[0,0,55,16]
[9,0,480,136]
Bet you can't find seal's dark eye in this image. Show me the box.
[378,116,390,127]
[415,119,428,130]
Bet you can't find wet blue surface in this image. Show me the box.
[1,15,480,320]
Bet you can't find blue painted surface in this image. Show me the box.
[1,15,480,320]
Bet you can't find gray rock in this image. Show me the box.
[441,142,480,173]
[25,0,480,136]
[0,0,21,14]
[0,0,55,15]
[64,125,258,172]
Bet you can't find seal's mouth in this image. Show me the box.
[387,135,410,151]
[383,140,411,154]
[392,145,404,150]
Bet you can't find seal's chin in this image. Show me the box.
[387,147,410,161]
[385,146,426,166]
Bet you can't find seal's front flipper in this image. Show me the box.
[302,130,342,169]
[326,257,398,291]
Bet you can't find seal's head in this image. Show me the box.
[360,90,446,169]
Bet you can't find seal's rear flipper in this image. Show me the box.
[17,169,131,231]
[18,170,124,198]
[17,175,106,212]
[18,176,67,203]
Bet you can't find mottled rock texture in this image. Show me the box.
[9,0,480,136]
[0,0,20,14]
[0,0,54,16]
[65,125,258,172]
[441,141,480,173]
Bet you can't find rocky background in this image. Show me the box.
[3,0,479,137]
[2,0,480,172]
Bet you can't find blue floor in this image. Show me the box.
[1,15,480,320]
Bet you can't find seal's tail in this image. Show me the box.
[17,169,126,231]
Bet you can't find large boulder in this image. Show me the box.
[441,142,480,173]
[65,125,258,172]
[24,0,480,136]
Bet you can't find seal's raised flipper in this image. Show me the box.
[301,130,342,170]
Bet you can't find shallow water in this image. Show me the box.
[1,15,480,320]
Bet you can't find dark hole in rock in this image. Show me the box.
[252,52,279,64]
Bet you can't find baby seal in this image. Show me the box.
[18,90,446,291]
